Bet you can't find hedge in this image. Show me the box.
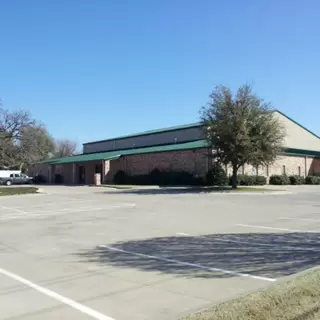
[255,175,267,185]
[269,175,291,185]
[305,176,320,185]
[228,174,267,186]
[113,170,128,184]
[289,175,305,185]
[113,169,204,186]
[206,165,228,186]
[32,174,47,184]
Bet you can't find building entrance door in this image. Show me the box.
[95,164,103,183]
[79,166,85,184]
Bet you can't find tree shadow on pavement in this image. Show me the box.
[102,186,260,195]
[76,232,320,279]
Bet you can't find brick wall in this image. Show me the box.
[29,152,320,185]
[105,148,210,183]
[73,161,103,185]
[309,158,320,174]
[28,163,50,180]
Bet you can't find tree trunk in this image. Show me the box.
[231,165,238,189]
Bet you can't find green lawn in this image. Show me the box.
[182,268,320,320]
[0,187,39,196]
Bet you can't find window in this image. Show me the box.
[252,166,258,176]
[282,165,286,175]
[298,166,301,176]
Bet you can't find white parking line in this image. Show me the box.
[236,224,319,233]
[0,267,115,320]
[279,217,320,223]
[98,245,276,282]
[0,205,28,215]
[176,232,320,252]
[0,203,136,220]
[12,199,95,209]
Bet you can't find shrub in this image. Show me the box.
[113,170,128,184]
[269,174,290,185]
[239,174,255,186]
[254,175,267,185]
[305,176,320,185]
[149,168,161,184]
[289,175,305,185]
[228,174,267,186]
[114,170,203,186]
[156,171,202,186]
[32,174,47,184]
[54,174,64,184]
[129,174,150,185]
[206,165,228,186]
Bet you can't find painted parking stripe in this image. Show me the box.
[236,224,319,233]
[0,203,136,220]
[176,232,320,253]
[98,245,276,282]
[0,267,115,320]
[279,217,320,223]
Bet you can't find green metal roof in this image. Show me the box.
[44,139,209,165]
[42,141,320,165]
[83,122,202,145]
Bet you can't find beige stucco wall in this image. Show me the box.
[275,111,320,151]
[225,155,316,178]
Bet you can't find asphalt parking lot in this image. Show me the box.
[0,185,319,320]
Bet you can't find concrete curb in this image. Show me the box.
[207,191,292,196]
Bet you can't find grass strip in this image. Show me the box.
[183,268,320,320]
[0,187,38,196]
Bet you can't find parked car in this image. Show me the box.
[0,173,33,186]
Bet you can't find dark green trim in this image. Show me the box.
[43,144,320,165]
[276,109,320,140]
[83,122,202,145]
[43,139,209,165]
[282,147,320,158]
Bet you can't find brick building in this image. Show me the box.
[29,110,320,184]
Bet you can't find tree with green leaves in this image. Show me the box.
[201,84,286,188]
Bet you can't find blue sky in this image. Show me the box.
[1,0,319,145]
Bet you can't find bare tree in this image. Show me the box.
[0,104,54,169]
[20,125,55,167]
[53,139,78,158]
